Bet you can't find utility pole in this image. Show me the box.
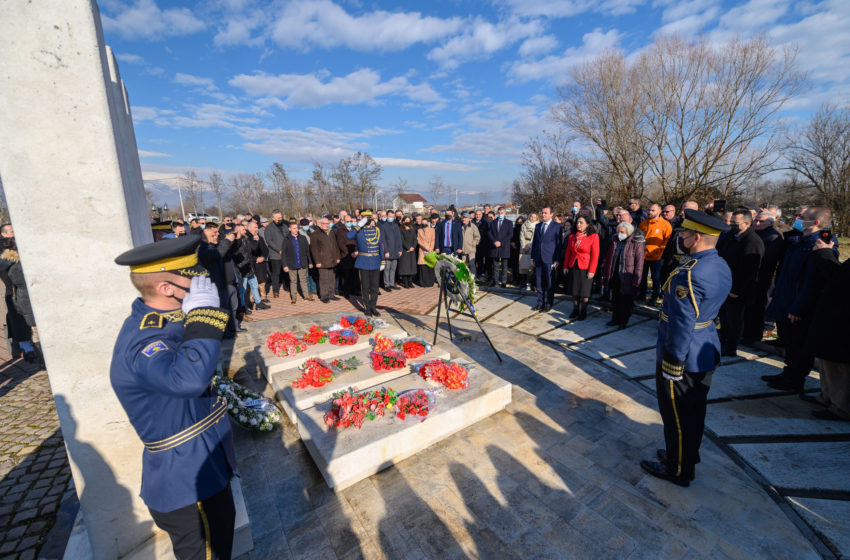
[455,189,458,208]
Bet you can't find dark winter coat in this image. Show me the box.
[0,249,35,327]
[264,222,286,260]
[488,217,514,259]
[310,229,340,269]
[399,227,418,276]
[718,227,764,304]
[380,221,403,260]
[282,233,312,270]
[335,225,357,270]
[806,257,850,363]
[767,231,839,320]
[755,226,783,292]
[601,230,645,295]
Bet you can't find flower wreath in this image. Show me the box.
[212,375,281,432]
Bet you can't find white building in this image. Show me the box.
[392,193,427,212]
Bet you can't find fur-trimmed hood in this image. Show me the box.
[0,248,19,263]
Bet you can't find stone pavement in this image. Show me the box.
[222,293,840,559]
[0,334,72,560]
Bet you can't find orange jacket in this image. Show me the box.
[638,217,672,261]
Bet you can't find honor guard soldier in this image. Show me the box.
[346,209,386,317]
[640,210,732,487]
[110,235,237,559]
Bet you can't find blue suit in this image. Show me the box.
[110,299,235,513]
[530,220,562,306]
[437,218,463,255]
[654,248,731,480]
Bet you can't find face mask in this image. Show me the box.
[273,219,282,225]
[793,218,806,231]
[301,226,309,232]
[572,207,579,213]
[729,225,740,235]
[617,233,627,241]
[387,217,394,222]
[498,215,504,220]
[681,232,696,253]
[346,221,355,228]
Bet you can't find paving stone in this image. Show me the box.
[510,298,581,336]
[604,348,658,378]
[484,296,540,327]
[451,293,521,321]
[788,497,850,558]
[731,441,850,492]
[707,394,850,437]
[538,312,618,345]
[569,320,656,360]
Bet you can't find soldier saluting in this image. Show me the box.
[111,235,236,559]
[640,210,732,487]
[347,209,385,317]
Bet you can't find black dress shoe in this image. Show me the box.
[766,378,803,392]
[261,298,270,303]
[640,460,690,487]
[236,327,248,333]
[761,373,784,382]
[606,320,618,326]
[655,450,696,479]
[721,350,737,357]
[531,305,542,311]
[812,409,850,421]
[542,305,551,312]
[256,302,270,309]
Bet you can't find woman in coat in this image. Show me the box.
[600,222,645,328]
[417,216,437,287]
[518,213,538,291]
[562,215,599,320]
[398,217,418,288]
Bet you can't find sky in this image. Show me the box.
[99,0,850,207]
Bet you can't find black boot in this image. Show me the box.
[569,300,580,319]
[577,300,588,321]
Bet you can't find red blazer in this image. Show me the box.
[563,232,600,274]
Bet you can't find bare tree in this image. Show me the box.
[785,104,850,235]
[554,34,806,205]
[228,173,256,214]
[208,171,224,220]
[512,130,583,213]
[429,175,447,209]
[268,163,289,211]
[180,170,205,215]
[351,152,382,209]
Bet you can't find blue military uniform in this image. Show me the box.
[642,210,732,487]
[347,213,385,316]
[111,235,236,559]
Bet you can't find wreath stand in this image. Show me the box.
[432,268,502,362]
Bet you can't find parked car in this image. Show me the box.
[185,212,217,222]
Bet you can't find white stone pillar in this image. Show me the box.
[0,1,155,557]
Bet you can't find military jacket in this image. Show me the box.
[656,248,732,376]
[347,226,386,270]
[110,299,235,513]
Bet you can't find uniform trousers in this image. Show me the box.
[268,259,284,294]
[492,257,509,285]
[655,365,712,479]
[775,317,815,390]
[359,269,380,312]
[317,268,335,300]
[818,359,850,420]
[148,482,235,560]
[338,268,358,297]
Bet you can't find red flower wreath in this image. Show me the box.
[396,389,431,422]
[266,331,308,357]
[302,325,329,345]
[323,387,398,430]
[292,358,335,389]
[371,349,407,371]
[329,329,359,346]
[418,360,470,390]
[401,341,426,360]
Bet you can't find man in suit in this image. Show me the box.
[530,207,562,312]
[489,206,514,287]
[437,206,463,257]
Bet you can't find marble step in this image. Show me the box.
[271,346,451,425]
[296,364,512,491]
[254,324,407,379]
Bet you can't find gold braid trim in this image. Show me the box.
[185,308,229,332]
[661,360,685,378]
[144,398,227,452]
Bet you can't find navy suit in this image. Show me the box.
[437,218,463,255]
[530,220,562,306]
[489,217,514,284]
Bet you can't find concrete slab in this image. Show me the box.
[296,365,512,491]
[570,320,656,360]
[605,348,658,378]
[539,312,618,345]
[271,347,451,425]
[719,347,770,366]
[255,325,407,379]
[486,296,540,327]
[789,497,850,559]
[451,293,521,321]
[731,442,850,492]
[707,394,850,437]
[512,298,578,335]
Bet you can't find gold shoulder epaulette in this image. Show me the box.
[140,310,186,330]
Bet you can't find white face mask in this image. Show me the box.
[618,232,628,241]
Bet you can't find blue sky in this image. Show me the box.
[100,0,850,206]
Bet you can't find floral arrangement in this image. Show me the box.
[212,375,281,432]
[340,316,375,335]
[323,387,398,429]
[329,329,359,346]
[401,341,427,360]
[372,333,395,353]
[266,331,308,357]
[291,356,363,389]
[423,251,477,315]
[302,325,329,345]
[396,389,433,422]
[371,349,407,371]
[418,359,470,390]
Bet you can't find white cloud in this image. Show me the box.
[265,0,464,51]
[101,0,205,40]
[718,0,790,30]
[213,11,266,47]
[138,150,171,158]
[114,52,164,75]
[374,158,481,171]
[507,28,623,84]
[427,18,544,70]
[652,0,721,36]
[171,103,265,128]
[229,68,443,108]
[239,126,370,162]
[424,100,550,159]
[499,0,646,17]
[518,35,559,57]
[174,73,217,89]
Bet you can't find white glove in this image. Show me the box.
[358,217,368,227]
[182,276,220,314]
